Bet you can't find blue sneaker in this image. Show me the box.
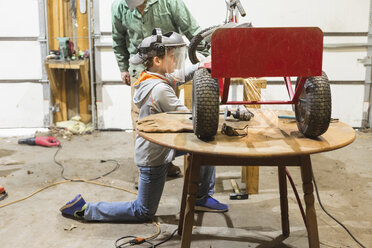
[195,196,228,212]
[60,194,87,218]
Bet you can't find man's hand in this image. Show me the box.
[121,71,131,86]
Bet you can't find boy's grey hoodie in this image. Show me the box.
[133,64,198,167]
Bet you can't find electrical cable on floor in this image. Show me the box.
[285,168,307,226]
[144,222,161,240]
[0,145,137,209]
[287,167,366,248]
[2,143,368,247]
[150,228,178,247]
[54,145,121,181]
[0,179,137,209]
[114,221,161,248]
[115,227,178,248]
[311,167,366,248]
[1,144,165,246]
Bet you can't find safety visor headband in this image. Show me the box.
[137,28,185,57]
[137,29,164,57]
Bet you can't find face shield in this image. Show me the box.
[165,46,187,82]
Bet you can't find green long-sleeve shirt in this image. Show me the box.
[111,0,207,78]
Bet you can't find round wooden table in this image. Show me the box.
[138,110,355,248]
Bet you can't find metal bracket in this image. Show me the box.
[357,56,372,66]
[50,103,60,113]
[80,0,87,14]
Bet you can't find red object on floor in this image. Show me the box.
[18,136,61,147]
[35,136,61,147]
[0,185,5,194]
[0,185,8,201]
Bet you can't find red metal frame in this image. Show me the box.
[211,27,323,105]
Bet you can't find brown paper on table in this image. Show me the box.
[137,113,193,133]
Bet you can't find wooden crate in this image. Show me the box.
[179,81,193,110]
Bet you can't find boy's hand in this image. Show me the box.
[199,55,211,69]
[121,71,131,86]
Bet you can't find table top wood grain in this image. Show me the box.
[138,110,355,158]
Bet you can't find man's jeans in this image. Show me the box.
[84,162,215,222]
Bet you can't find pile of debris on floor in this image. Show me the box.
[40,116,93,140]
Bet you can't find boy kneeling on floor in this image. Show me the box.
[60,28,228,222]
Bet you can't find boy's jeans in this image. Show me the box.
[84,159,215,222]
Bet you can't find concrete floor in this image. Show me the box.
[0,130,371,248]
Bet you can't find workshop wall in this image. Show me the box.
[0,0,46,128]
[0,83,44,128]
[184,0,369,127]
[0,0,41,36]
[0,0,370,129]
[96,0,370,129]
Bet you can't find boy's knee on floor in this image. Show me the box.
[136,209,155,221]
[135,205,156,221]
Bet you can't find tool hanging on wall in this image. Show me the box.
[70,0,78,50]
[80,0,87,14]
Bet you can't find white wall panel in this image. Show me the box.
[0,83,44,128]
[0,0,40,37]
[99,47,122,81]
[260,85,293,112]
[183,0,227,29]
[323,36,368,81]
[99,0,116,33]
[98,1,369,82]
[184,0,370,32]
[330,84,364,127]
[323,50,367,81]
[101,0,370,32]
[96,0,369,128]
[101,85,132,129]
[0,41,42,80]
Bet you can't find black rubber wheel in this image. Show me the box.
[192,68,220,140]
[294,72,332,138]
[188,25,219,64]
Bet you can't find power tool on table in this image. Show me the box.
[224,106,254,121]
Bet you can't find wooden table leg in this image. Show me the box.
[300,155,319,248]
[178,154,191,235]
[181,154,201,248]
[278,165,289,237]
